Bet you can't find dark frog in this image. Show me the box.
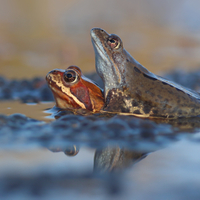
[91,28,200,119]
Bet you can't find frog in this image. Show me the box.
[90,28,200,119]
[46,65,104,113]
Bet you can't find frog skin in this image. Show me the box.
[46,65,104,113]
[91,28,200,118]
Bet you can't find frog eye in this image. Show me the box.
[108,38,120,49]
[64,70,78,83]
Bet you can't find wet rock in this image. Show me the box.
[164,69,200,91]
[0,115,7,126]
[0,111,197,151]
[140,128,155,140]
[39,86,54,101]
[105,119,128,137]
[18,79,34,91]
[86,121,109,140]
[8,113,27,121]
[2,87,12,99]
[0,76,7,87]
[21,94,40,103]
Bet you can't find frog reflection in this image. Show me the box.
[47,142,147,172]
[94,145,147,172]
[48,144,79,156]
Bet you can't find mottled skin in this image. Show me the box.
[91,28,200,118]
[46,65,104,113]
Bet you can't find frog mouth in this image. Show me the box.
[48,83,86,110]
[46,80,73,109]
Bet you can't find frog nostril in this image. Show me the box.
[46,73,52,82]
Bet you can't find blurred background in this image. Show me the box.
[1,0,200,79]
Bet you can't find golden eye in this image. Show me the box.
[108,38,120,49]
[64,70,77,83]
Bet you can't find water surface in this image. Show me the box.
[0,100,200,199]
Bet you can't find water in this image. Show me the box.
[0,100,200,199]
[1,67,200,199]
[0,101,54,122]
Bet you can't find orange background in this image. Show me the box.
[0,0,200,79]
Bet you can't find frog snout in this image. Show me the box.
[46,69,59,81]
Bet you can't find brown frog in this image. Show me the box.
[46,65,104,113]
[91,28,200,118]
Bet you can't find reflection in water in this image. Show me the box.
[65,145,79,156]
[0,141,199,199]
[1,103,200,198]
[47,143,147,172]
[153,116,200,131]
[44,104,200,173]
[48,144,79,156]
[94,146,147,172]
[44,107,200,174]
